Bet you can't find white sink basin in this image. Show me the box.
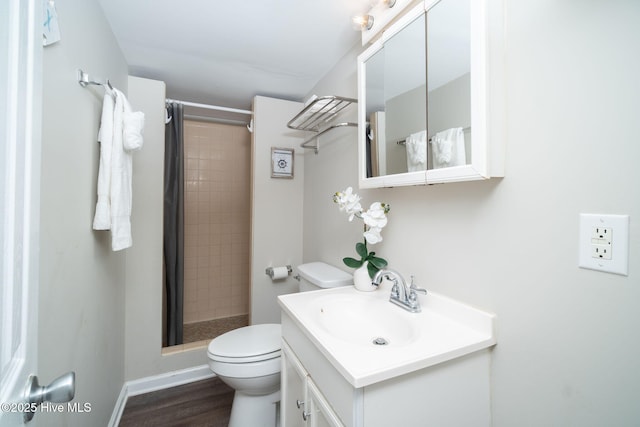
[311,293,419,347]
[278,284,496,388]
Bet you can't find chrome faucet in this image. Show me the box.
[371,269,427,313]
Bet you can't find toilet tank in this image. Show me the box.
[297,262,353,292]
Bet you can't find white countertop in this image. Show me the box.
[278,285,496,388]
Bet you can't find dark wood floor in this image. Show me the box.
[119,377,234,427]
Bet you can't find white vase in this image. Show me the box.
[353,261,377,292]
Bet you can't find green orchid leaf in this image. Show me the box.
[343,257,363,269]
[355,242,368,258]
[367,262,379,279]
[368,256,388,269]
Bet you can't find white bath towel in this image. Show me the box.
[405,130,427,172]
[430,127,466,169]
[93,88,144,251]
[109,89,132,251]
[93,89,115,230]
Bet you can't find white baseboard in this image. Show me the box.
[108,384,129,427]
[108,365,215,427]
[127,365,215,396]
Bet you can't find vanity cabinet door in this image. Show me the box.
[282,341,345,427]
[308,380,345,427]
[282,342,309,427]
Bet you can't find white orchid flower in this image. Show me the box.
[363,227,383,244]
[334,187,362,221]
[334,186,390,251]
[361,202,388,229]
[333,186,391,277]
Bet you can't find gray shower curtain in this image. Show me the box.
[164,102,184,346]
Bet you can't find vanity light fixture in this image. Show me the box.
[352,14,374,31]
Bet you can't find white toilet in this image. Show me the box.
[207,262,352,427]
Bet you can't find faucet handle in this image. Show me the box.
[409,275,427,295]
[411,284,427,295]
[406,275,425,311]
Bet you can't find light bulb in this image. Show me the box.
[352,14,374,31]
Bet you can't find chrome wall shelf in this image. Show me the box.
[288,95,357,154]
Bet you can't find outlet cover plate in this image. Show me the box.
[579,213,629,275]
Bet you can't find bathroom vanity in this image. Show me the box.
[278,286,496,427]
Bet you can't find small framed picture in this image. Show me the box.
[271,147,294,179]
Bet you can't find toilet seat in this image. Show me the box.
[207,324,282,364]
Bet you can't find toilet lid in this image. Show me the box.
[297,262,353,288]
[207,324,281,363]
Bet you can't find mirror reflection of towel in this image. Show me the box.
[430,127,466,169]
[405,130,427,172]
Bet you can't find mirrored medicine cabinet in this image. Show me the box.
[357,0,504,188]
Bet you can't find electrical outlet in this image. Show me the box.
[579,213,629,275]
[591,244,612,260]
[591,226,612,260]
[591,227,612,243]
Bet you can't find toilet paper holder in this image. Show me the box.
[265,265,293,279]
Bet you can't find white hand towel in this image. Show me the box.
[93,89,114,230]
[405,130,427,172]
[430,127,466,169]
[123,97,145,152]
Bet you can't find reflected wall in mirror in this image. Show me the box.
[384,13,427,176]
[364,12,427,179]
[365,48,385,178]
[427,0,471,171]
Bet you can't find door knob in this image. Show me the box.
[24,371,75,422]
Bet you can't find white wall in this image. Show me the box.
[303,42,363,270]
[125,76,207,381]
[39,0,127,425]
[250,96,304,324]
[304,1,640,425]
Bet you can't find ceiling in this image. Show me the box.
[98,0,372,113]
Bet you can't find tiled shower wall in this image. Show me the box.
[183,120,251,324]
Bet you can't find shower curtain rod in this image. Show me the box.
[184,114,249,127]
[166,98,253,116]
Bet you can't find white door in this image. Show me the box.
[0,0,42,425]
